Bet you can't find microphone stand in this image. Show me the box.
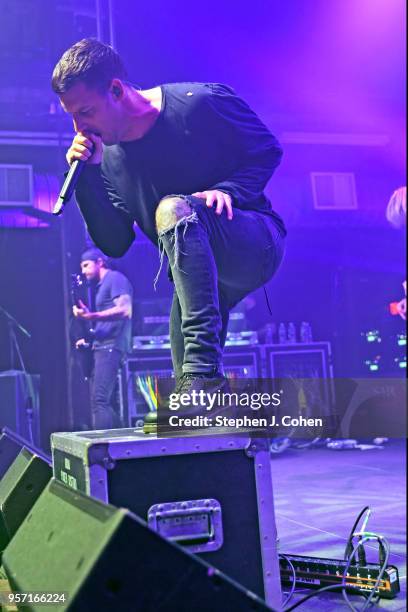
[0,305,35,445]
[0,305,31,367]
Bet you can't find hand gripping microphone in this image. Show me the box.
[53,145,94,216]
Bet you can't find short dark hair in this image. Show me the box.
[51,38,127,94]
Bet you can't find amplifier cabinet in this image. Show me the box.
[264,342,335,421]
[121,345,262,427]
[121,349,174,427]
[51,430,281,608]
[224,344,262,378]
[264,342,333,379]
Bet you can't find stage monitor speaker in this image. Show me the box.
[2,479,273,612]
[0,448,51,555]
[0,370,40,447]
[0,431,22,480]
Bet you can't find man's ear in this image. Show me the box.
[111,80,123,99]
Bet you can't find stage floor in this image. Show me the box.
[272,439,406,611]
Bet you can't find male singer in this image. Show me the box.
[52,39,286,431]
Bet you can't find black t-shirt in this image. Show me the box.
[93,270,133,353]
[76,82,286,256]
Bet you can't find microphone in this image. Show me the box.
[53,158,87,216]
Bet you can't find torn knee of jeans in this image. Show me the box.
[159,210,199,239]
[154,209,199,290]
[155,196,193,233]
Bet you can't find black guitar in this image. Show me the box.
[70,274,94,380]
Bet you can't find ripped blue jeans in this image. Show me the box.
[157,196,285,378]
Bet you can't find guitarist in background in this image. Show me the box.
[386,186,406,320]
[73,247,133,430]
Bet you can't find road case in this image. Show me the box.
[51,429,281,609]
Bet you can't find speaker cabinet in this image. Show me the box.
[0,431,22,479]
[2,479,272,611]
[0,448,51,555]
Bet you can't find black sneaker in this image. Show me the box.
[143,372,229,434]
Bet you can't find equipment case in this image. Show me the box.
[51,429,281,609]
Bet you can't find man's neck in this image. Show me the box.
[121,86,162,141]
[98,267,109,283]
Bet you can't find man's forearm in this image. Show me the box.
[88,306,132,321]
[75,165,135,257]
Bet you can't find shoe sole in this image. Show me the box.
[143,423,157,435]
[142,424,254,437]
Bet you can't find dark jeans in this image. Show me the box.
[90,347,123,430]
[159,197,285,378]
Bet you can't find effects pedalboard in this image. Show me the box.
[279,553,400,599]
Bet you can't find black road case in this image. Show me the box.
[51,430,281,609]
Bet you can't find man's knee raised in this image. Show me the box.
[155,196,192,233]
